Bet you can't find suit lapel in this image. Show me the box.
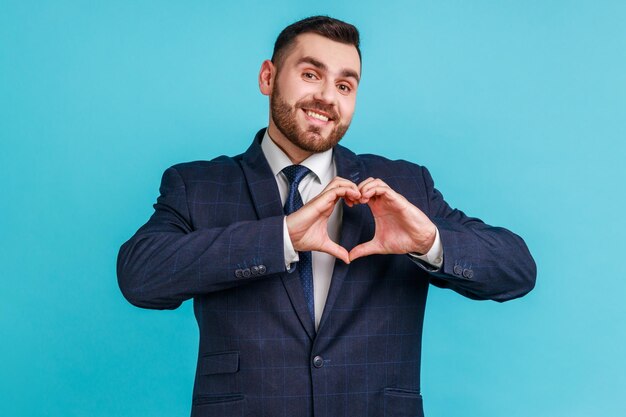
[240,129,316,340]
[317,144,367,334]
[240,129,284,220]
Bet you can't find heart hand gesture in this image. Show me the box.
[285,176,436,264]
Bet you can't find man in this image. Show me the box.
[117,16,536,417]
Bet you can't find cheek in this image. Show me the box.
[338,99,357,121]
[284,77,317,96]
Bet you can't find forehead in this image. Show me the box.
[284,33,361,78]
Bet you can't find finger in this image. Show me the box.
[349,239,383,262]
[324,176,359,193]
[359,186,395,205]
[361,185,391,199]
[308,186,360,214]
[344,198,354,207]
[359,179,391,203]
[322,185,361,203]
[321,239,350,264]
[322,179,360,203]
[359,178,390,195]
[328,177,363,204]
[356,177,376,189]
[343,194,361,207]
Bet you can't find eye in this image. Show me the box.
[302,72,318,80]
[337,84,352,94]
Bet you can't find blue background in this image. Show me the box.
[2,1,625,416]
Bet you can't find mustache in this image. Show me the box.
[295,100,339,120]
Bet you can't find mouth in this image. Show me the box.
[302,108,333,124]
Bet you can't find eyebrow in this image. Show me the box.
[296,56,361,83]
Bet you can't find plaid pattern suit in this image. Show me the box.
[117,128,536,417]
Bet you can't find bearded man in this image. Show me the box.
[117,15,536,417]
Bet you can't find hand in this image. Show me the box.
[285,177,361,264]
[349,178,437,262]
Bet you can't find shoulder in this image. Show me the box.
[170,152,244,177]
[159,153,246,190]
[357,153,423,173]
[171,153,243,175]
[335,144,426,178]
[351,151,430,187]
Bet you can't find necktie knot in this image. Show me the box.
[282,165,311,189]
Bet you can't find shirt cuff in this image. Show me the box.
[283,216,299,270]
[408,227,443,269]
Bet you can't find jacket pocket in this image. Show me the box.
[383,387,424,417]
[199,350,240,375]
[191,394,245,417]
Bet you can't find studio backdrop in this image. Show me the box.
[1,1,625,416]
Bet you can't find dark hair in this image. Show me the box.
[271,16,361,68]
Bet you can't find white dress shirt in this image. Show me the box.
[260,130,443,329]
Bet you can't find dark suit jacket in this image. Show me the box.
[117,128,536,417]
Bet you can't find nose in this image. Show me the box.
[312,80,337,104]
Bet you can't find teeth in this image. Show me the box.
[306,110,329,122]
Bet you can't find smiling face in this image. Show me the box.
[259,33,361,162]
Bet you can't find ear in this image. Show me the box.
[258,59,275,96]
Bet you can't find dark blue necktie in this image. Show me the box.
[282,165,315,324]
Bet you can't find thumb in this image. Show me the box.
[321,239,350,264]
[349,239,381,262]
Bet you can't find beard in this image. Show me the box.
[270,83,350,153]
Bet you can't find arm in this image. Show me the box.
[348,166,536,302]
[117,166,286,310]
[422,166,537,302]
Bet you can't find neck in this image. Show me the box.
[267,123,312,165]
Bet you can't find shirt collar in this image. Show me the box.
[261,129,334,185]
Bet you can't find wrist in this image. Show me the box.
[412,223,437,255]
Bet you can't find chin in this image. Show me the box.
[294,132,340,153]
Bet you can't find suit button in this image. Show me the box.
[235,269,243,278]
[258,265,267,274]
[453,265,463,276]
[462,269,474,279]
[312,356,324,368]
[242,268,251,278]
[251,266,259,276]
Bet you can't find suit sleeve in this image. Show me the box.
[416,166,537,302]
[117,166,287,310]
